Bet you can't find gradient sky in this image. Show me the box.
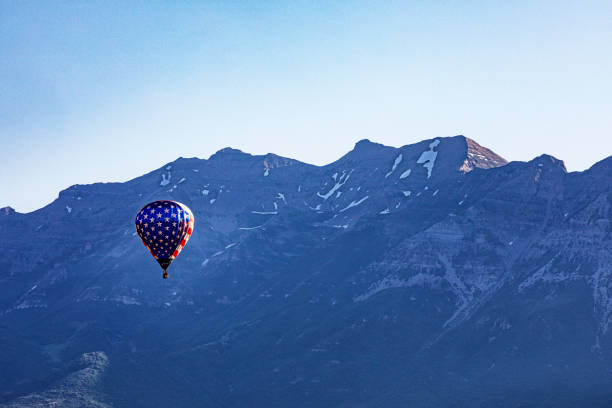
[2,0,611,212]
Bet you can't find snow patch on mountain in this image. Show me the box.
[160,173,171,186]
[339,196,369,212]
[239,225,263,230]
[318,170,352,200]
[399,169,411,179]
[417,139,440,179]
[385,154,403,178]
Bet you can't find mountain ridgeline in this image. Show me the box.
[1,135,612,407]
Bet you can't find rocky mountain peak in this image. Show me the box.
[353,138,388,151]
[1,206,16,216]
[530,154,567,172]
[460,136,508,172]
[262,153,299,169]
[208,147,249,160]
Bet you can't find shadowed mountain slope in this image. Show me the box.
[1,135,611,407]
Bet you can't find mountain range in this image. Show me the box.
[1,135,611,407]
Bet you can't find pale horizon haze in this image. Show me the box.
[2,1,611,213]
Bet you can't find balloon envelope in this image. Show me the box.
[135,200,194,273]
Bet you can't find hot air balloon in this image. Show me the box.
[135,200,194,279]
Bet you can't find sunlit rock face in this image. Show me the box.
[1,135,612,408]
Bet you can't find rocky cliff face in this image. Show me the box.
[1,135,611,407]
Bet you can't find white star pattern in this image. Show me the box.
[135,200,194,260]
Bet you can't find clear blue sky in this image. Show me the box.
[2,0,611,212]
